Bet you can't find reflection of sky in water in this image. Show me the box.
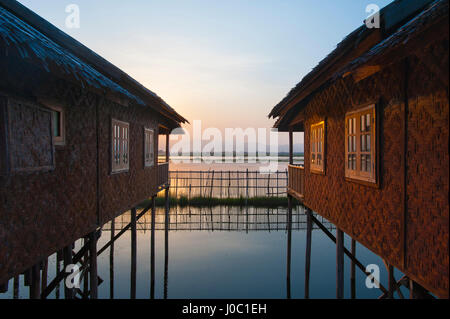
[1,206,409,299]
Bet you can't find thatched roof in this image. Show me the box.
[268,0,447,126]
[0,0,188,126]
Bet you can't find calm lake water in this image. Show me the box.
[1,205,408,299]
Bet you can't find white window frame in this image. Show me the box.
[144,128,155,167]
[111,119,130,173]
[46,104,65,146]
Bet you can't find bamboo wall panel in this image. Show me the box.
[0,79,98,284]
[294,40,448,297]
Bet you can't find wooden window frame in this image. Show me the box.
[345,104,377,185]
[111,119,130,174]
[1,96,55,175]
[46,105,65,146]
[144,128,155,168]
[310,120,326,174]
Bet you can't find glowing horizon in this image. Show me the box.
[17,0,393,145]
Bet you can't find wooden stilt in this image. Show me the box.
[388,264,394,299]
[89,231,98,299]
[30,263,41,299]
[130,208,137,299]
[351,239,356,299]
[0,280,8,293]
[55,257,61,299]
[41,258,48,294]
[150,196,156,299]
[286,195,292,299]
[110,218,115,299]
[305,208,312,299]
[13,276,19,299]
[63,245,74,299]
[336,229,344,299]
[83,238,89,298]
[164,189,170,299]
[24,268,31,287]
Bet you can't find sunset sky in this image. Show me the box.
[18,0,392,147]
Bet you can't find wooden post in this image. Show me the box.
[30,263,40,299]
[130,208,137,299]
[164,189,170,299]
[245,169,249,206]
[220,171,223,198]
[210,170,215,198]
[305,208,312,299]
[24,268,31,287]
[200,171,203,197]
[150,196,156,299]
[0,280,8,293]
[41,258,48,294]
[63,245,73,299]
[110,218,115,299]
[175,170,178,199]
[336,229,344,299]
[13,276,19,299]
[89,231,98,299]
[388,264,394,299]
[289,129,293,165]
[228,171,231,198]
[166,133,170,163]
[55,256,60,299]
[255,171,258,197]
[351,239,356,299]
[286,195,293,299]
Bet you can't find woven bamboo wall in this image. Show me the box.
[97,98,162,225]
[297,40,448,298]
[0,61,167,284]
[0,76,98,284]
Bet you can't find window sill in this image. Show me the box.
[310,168,325,175]
[345,176,379,188]
[111,169,129,175]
